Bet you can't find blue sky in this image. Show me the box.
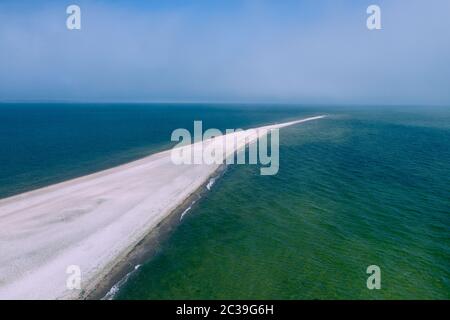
[0,0,449,105]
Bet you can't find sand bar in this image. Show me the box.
[0,116,325,299]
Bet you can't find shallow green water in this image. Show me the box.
[0,104,448,299]
[116,108,450,299]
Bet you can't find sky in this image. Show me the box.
[0,0,449,105]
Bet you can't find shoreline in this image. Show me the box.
[0,115,325,299]
[87,164,227,300]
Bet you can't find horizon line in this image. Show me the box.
[0,100,448,108]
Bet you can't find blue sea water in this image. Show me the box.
[0,103,317,198]
[0,103,448,299]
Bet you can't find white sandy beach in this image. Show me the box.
[0,116,324,300]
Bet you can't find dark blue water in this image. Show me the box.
[0,103,318,198]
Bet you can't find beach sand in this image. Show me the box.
[0,116,324,299]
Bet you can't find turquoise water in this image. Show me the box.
[0,104,448,299]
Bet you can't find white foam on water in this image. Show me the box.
[206,177,216,190]
[102,264,141,300]
[180,200,196,221]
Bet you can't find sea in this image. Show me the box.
[0,103,448,299]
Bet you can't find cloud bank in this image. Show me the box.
[0,0,449,105]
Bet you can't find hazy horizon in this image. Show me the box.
[1,0,449,106]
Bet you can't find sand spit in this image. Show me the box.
[0,116,325,299]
